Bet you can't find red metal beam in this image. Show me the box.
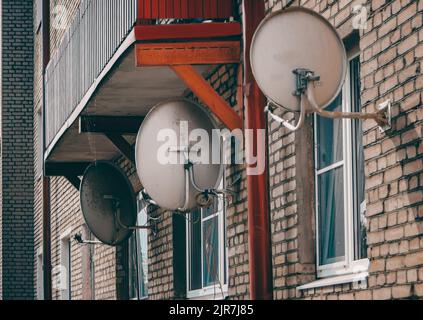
[135,22,241,42]
[171,65,243,132]
[243,0,273,300]
[136,41,240,66]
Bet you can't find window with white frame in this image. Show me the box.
[37,109,43,179]
[36,248,44,300]
[60,233,72,300]
[186,185,228,299]
[128,193,149,300]
[314,50,368,278]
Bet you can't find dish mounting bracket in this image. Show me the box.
[266,69,392,133]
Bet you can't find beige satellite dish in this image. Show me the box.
[250,7,347,112]
[80,161,137,246]
[135,99,224,212]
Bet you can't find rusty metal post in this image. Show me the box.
[243,0,273,300]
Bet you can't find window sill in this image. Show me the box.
[187,286,228,300]
[297,272,368,291]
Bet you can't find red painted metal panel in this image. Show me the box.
[173,0,181,18]
[166,0,174,17]
[135,22,241,42]
[217,0,226,17]
[159,0,166,17]
[152,0,159,17]
[204,0,211,17]
[145,0,152,19]
[180,0,188,18]
[209,0,218,18]
[195,0,204,18]
[138,0,234,19]
[188,0,196,18]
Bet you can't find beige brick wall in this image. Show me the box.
[147,63,248,300]
[265,0,423,300]
[33,0,422,301]
[34,0,130,301]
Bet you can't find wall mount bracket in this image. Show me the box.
[266,69,392,133]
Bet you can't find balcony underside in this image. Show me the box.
[45,22,241,176]
[47,46,213,163]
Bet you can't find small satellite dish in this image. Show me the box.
[80,161,137,246]
[135,99,223,212]
[250,7,347,112]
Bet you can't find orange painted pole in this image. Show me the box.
[243,0,273,300]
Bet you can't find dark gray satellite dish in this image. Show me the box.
[80,161,137,246]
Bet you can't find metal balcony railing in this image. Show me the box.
[45,0,138,148]
[44,0,236,152]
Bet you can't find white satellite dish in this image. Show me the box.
[250,7,347,112]
[80,161,137,246]
[135,99,224,212]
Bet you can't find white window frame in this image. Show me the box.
[60,228,72,300]
[36,109,43,180]
[186,182,228,300]
[129,193,149,300]
[36,247,44,300]
[314,49,369,279]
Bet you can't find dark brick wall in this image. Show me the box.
[1,0,35,300]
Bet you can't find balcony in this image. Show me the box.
[44,0,242,178]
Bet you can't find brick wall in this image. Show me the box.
[146,63,247,300]
[33,0,131,300]
[29,0,422,301]
[360,0,422,300]
[1,0,35,300]
[265,0,423,300]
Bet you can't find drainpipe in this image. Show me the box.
[243,0,273,300]
[42,0,52,301]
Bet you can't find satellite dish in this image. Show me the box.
[135,99,223,212]
[250,7,347,112]
[80,161,137,246]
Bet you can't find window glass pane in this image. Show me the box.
[203,196,220,218]
[189,210,202,291]
[316,95,343,169]
[350,57,367,260]
[318,167,345,265]
[137,207,149,298]
[203,216,219,287]
[128,200,149,299]
[128,236,138,299]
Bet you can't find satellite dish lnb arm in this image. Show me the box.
[305,84,390,128]
[265,69,390,132]
[114,207,151,231]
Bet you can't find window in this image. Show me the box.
[37,109,43,179]
[314,52,368,278]
[186,184,228,300]
[36,248,44,300]
[128,193,149,300]
[60,232,72,300]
